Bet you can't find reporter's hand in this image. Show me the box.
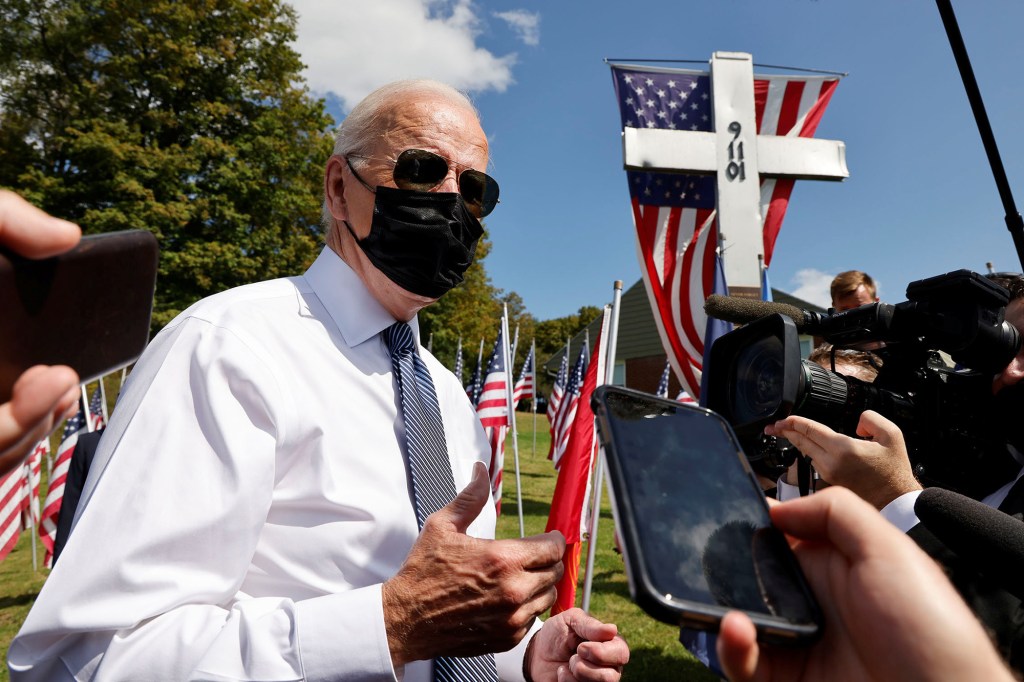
[764,411,919,509]
[526,608,628,682]
[0,191,81,476]
[716,487,1014,682]
[382,462,565,666]
[0,190,80,258]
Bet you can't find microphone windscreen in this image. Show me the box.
[704,295,808,328]
[915,487,1024,602]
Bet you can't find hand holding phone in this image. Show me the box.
[1,230,158,404]
[716,487,1015,682]
[0,191,84,475]
[591,386,821,644]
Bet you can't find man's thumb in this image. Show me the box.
[440,461,491,534]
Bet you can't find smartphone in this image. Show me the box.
[0,230,159,403]
[592,385,822,644]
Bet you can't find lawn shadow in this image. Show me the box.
[0,592,40,610]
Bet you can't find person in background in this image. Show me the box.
[775,345,882,501]
[0,191,81,476]
[829,270,879,311]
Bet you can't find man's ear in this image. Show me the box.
[324,156,349,223]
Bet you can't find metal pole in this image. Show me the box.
[935,0,1024,271]
[502,307,525,538]
[26,460,37,571]
[582,280,624,612]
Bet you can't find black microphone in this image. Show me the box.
[915,487,1024,602]
[703,294,825,331]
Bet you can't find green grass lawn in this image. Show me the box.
[0,410,714,681]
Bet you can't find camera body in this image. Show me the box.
[706,269,1022,498]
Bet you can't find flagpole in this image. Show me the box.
[81,384,94,434]
[25,460,37,571]
[98,372,110,424]
[501,306,525,538]
[530,340,538,460]
[582,280,623,612]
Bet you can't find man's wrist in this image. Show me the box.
[522,630,537,682]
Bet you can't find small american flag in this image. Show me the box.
[476,327,510,510]
[610,63,839,399]
[453,338,464,386]
[550,345,587,469]
[546,348,570,461]
[511,343,535,409]
[656,359,672,399]
[87,387,106,431]
[0,461,27,562]
[40,405,87,567]
[467,339,484,407]
[21,439,45,529]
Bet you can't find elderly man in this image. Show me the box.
[10,80,628,681]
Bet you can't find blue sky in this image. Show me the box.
[289,0,1024,318]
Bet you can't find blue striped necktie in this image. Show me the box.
[383,322,498,682]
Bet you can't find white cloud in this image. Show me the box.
[288,0,518,113]
[787,268,835,309]
[493,9,540,46]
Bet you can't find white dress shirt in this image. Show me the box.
[10,247,536,681]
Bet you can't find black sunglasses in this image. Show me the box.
[346,149,500,218]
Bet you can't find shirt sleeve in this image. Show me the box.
[9,317,398,682]
[775,477,802,502]
[880,490,923,534]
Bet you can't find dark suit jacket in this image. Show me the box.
[52,429,104,566]
[909,482,1024,673]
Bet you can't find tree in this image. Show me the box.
[0,0,334,329]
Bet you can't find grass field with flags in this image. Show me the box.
[0,412,714,681]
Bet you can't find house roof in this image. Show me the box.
[541,279,825,374]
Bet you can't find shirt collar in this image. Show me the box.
[303,246,420,348]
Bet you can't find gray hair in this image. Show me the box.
[321,80,479,229]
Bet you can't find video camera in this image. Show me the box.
[704,269,1023,498]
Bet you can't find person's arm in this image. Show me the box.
[764,410,921,510]
[10,318,398,681]
[715,487,1014,682]
[0,191,81,476]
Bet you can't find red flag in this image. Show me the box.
[545,312,607,614]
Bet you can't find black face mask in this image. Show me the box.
[345,186,483,298]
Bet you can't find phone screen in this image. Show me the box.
[594,386,820,640]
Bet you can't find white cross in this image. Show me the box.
[622,52,849,298]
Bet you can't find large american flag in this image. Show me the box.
[549,345,587,469]
[511,343,535,409]
[610,63,839,398]
[546,347,569,462]
[40,405,87,567]
[476,327,510,511]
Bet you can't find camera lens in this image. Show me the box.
[731,335,785,425]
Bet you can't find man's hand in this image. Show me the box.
[0,191,81,476]
[715,487,1014,682]
[764,410,919,509]
[382,462,565,666]
[525,608,628,682]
